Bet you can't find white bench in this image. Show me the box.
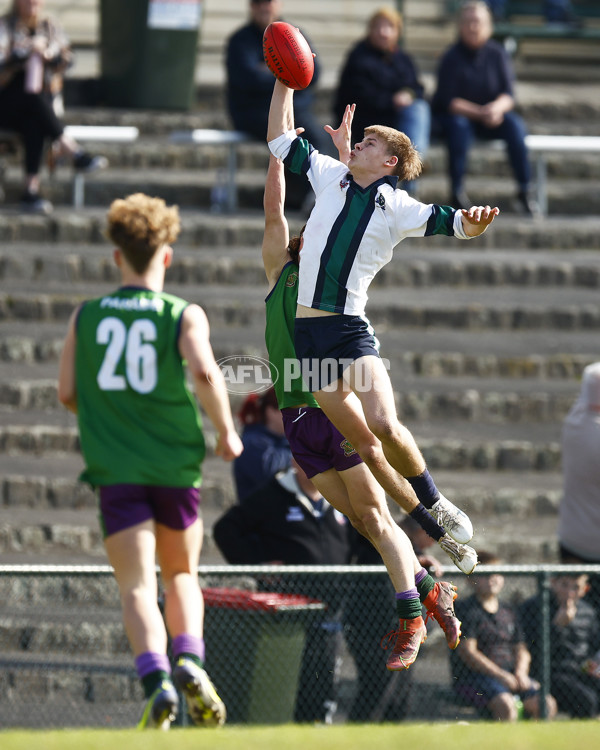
[0,125,139,209]
[524,135,600,216]
[168,129,251,212]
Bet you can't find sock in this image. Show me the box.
[135,651,171,698]
[406,469,440,508]
[410,502,445,542]
[172,633,205,667]
[395,588,423,620]
[416,569,436,603]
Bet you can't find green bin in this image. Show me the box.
[100,0,203,110]
[202,587,325,724]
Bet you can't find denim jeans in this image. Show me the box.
[439,110,531,194]
[395,98,431,194]
[545,0,574,22]
[394,98,431,159]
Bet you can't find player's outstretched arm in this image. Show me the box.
[324,103,355,164]
[460,205,500,237]
[262,154,291,286]
[179,304,243,461]
[267,78,295,143]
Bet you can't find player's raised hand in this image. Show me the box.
[324,103,356,164]
[460,205,500,236]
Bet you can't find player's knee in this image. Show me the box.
[357,505,389,542]
[368,416,402,446]
[356,440,385,468]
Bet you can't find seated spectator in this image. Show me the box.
[213,457,351,723]
[225,0,327,210]
[520,572,600,718]
[233,386,292,503]
[558,362,600,622]
[432,1,534,214]
[451,550,557,720]
[544,1,579,25]
[0,0,107,214]
[484,1,578,24]
[333,6,430,195]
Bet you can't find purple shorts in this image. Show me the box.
[98,484,201,538]
[281,406,363,479]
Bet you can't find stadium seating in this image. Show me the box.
[1,0,600,728]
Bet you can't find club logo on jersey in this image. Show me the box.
[376,193,386,210]
[285,270,298,287]
[340,177,350,190]
[340,438,357,457]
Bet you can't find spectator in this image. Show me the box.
[520,572,600,717]
[213,457,351,723]
[545,1,578,25]
[225,0,327,209]
[432,0,534,214]
[58,193,243,729]
[0,0,107,214]
[558,362,600,620]
[484,1,578,25]
[333,6,430,194]
[233,386,292,503]
[450,550,557,720]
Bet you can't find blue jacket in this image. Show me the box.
[334,38,425,145]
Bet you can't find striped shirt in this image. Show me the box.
[269,130,472,317]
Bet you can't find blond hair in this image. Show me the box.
[364,125,422,181]
[106,193,180,274]
[368,6,403,35]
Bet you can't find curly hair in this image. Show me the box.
[364,125,423,182]
[106,193,181,274]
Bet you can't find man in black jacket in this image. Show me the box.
[225,0,327,209]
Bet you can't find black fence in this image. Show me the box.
[0,564,599,727]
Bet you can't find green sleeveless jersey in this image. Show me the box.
[75,287,205,487]
[265,262,319,410]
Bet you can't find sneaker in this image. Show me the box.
[172,657,226,727]
[380,615,427,671]
[423,581,462,649]
[73,151,109,172]
[137,679,179,730]
[431,493,473,543]
[438,534,478,575]
[516,190,539,216]
[19,189,53,215]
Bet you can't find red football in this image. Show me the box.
[263,21,314,91]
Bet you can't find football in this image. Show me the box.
[263,21,314,91]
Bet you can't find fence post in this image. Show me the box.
[538,568,552,719]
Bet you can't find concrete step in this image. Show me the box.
[3,163,600,214]
[4,132,600,178]
[1,207,599,250]
[4,241,600,288]
[2,281,600,331]
[0,414,562,473]
[0,368,580,424]
[0,510,560,567]
[1,319,597,386]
